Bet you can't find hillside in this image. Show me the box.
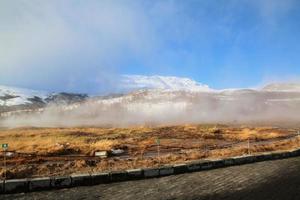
[1,78,300,127]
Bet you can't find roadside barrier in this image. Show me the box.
[1,148,300,194]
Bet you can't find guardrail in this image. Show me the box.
[1,148,300,194]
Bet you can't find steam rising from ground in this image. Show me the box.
[1,89,300,128]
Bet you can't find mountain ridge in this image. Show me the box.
[1,76,300,118]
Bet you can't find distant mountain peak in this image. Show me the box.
[0,85,87,111]
[0,85,48,106]
[121,75,212,92]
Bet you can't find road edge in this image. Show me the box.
[1,148,300,194]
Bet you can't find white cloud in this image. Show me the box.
[0,0,298,93]
[0,0,159,93]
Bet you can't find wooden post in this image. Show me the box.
[156,138,160,166]
[4,150,6,180]
[2,144,8,180]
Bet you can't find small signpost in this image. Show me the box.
[2,143,8,150]
[2,143,8,180]
[156,138,160,146]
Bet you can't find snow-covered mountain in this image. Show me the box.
[2,84,300,127]
[1,77,300,127]
[1,79,300,109]
[0,75,211,109]
[0,85,88,113]
[121,75,212,92]
[0,85,48,106]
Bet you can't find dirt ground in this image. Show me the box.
[0,124,300,179]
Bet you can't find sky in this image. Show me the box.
[1,0,300,94]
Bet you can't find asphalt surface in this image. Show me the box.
[3,156,300,200]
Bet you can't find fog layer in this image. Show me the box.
[1,89,300,128]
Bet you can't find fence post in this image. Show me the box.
[1,144,8,180]
[248,138,250,155]
[4,150,6,180]
[156,138,160,166]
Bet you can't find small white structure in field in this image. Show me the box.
[111,149,125,155]
[5,152,14,157]
[94,151,108,158]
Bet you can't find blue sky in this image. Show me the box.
[1,0,300,93]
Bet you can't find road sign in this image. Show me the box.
[156,138,160,145]
[2,143,8,150]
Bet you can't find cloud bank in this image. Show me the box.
[0,0,159,93]
[0,0,299,93]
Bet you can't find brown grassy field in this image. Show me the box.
[0,124,299,179]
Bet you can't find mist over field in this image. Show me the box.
[2,88,300,128]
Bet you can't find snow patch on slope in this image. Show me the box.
[121,75,213,92]
[0,85,48,106]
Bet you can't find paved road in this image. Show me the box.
[3,157,300,200]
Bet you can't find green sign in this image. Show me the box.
[2,143,8,150]
[156,138,160,145]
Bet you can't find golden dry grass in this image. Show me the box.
[0,125,295,155]
[0,124,299,179]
